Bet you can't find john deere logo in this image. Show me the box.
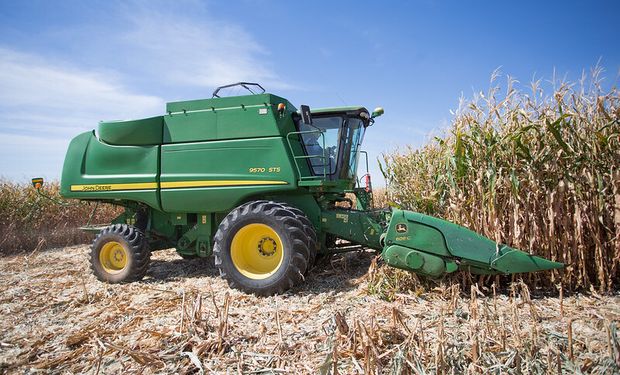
[396,223,408,233]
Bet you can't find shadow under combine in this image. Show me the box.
[141,250,377,296]
[145,257,220,282]
[293,250,377,295]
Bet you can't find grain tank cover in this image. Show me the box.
[97,93,296,146]
[163,93,295,143]
[98,116,164,146]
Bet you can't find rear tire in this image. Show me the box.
[90,224,151,283]
[213,201,315,295]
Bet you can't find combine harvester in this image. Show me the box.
[37,83,563,295]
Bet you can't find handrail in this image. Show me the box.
[357,150,370,187]
[286,130,328,181]
[212,82,266,98]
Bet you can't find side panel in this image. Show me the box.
[163,94,297,144]
[60,131,161,209]
[163,106,280,143]
[320,209,383,250]
[160,137,298,212]
[163,110,218,143]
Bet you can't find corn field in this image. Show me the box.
[0,181,121,254]
[381,68,620,292]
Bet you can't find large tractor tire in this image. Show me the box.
[90,224,151,283]
[285,206,319,268]
[213,201,316,296]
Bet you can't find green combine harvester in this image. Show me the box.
[41,82,562,295]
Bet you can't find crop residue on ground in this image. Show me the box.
[0,246,619,374]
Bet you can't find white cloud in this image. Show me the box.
[0,47,165,179]
[0,47,164,138]
[120,7,291,90]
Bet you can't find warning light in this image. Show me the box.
[31,177,44,190]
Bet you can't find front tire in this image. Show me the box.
[213,201,315,296]
[90,224,151,283]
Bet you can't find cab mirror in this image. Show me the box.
[371,107,384,118]
[32,177,44,190]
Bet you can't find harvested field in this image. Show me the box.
[1,246,618,374]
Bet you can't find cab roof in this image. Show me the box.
[310,106,369,117]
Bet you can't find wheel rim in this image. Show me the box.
[99,241,128,274]
[231,223,284,280]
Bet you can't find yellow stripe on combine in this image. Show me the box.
[70,182,158,192]
[160,180,288,189]
[71,180,288,192]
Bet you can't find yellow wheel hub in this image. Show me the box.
[231,223,284,280]
[99,241,128,274]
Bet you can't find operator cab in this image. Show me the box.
[295,107,371,182]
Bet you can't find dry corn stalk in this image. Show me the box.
[381,67,620,291]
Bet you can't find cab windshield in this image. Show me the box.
[297,115,366,180]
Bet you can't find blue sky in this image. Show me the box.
[0,0,618,186]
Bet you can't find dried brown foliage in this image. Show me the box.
[381,68,620,292]
[372,188,388,209]
[0,180,121,254]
